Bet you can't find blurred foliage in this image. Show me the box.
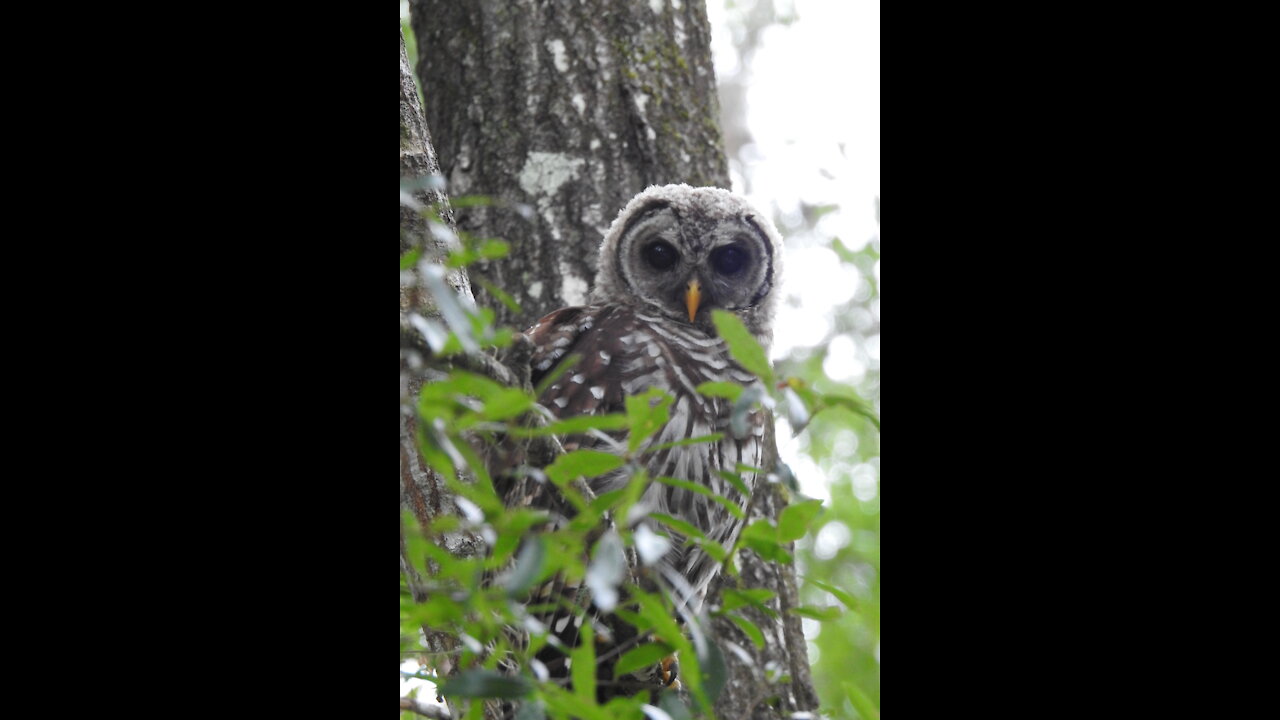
[712,0,880,712]
[400,187,880,719]
[774,231,880,719]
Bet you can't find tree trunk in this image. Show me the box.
[408,4,819,718]
[411,0,729,332]
[401,30,482,685]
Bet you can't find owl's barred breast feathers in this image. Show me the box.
[515,185,784,625]
[525,303,767,619]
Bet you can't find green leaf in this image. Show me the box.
[783,386,810,430]
[824,392,881,431]
[508,413,630,438]
[439,370,507,402]
[737,519,792,563]
[534,352,581,398]
[587,488,626,517]
[656,692,693,720]
[695,381,743,402]
[653,476,745,521]
[400,248,421,270]
[804,577,859,611]
[717,471,751,498]
[691,536,728,563]
[719,588,777,616]
[480,239,510,259]
[790,605,844,621]
[488,509,546,565]
[541,686,611,720]
[605,696,651,720]
[513,699,546,720]
[655,476,715,498]
[614,642,674,678]
[633,591,689,654]
[711,310,774,385]
[449,195,497,208]
[777,499,825,542]
[481,388,534,421]
[726,614,766,649]
[738,519,776,544]
[697,640,728,704]
[545,450,625,485]
[729,383,764,439]
[503,536,547,597]
[421,264,480,353]
[646,433,725,452]
[439,669,532,699]
[843,680,880,720]
[586,530,626,612]
[571,619,595,703]
[472,275,522,314]
[614,608,650,635]
[648,513,705,541]
[626,388,674,452]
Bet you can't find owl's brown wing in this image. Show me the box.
[526,304,633,422]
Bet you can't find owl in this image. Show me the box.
[518,184,784,631]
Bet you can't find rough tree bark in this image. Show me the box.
[412,0,728,333]
[409,3,819,718]
[401,28,468,558]
[401,30,483,683]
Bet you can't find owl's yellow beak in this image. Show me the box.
[685,280,702,322]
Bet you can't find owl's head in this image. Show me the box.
[590,184,785,350]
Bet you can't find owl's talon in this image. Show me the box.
[660,655,680,689]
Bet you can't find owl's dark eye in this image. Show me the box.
[710,245,749,275]
[643,241,679,270]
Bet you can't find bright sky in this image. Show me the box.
[707,0,880,356]
[707,0,880,502]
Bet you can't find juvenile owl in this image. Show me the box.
[521,184,784,625]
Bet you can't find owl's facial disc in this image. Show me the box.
[610,200,775,331]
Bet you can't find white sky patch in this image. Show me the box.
[775,418,830,502]
[400,659,446,712]
[547,38,569,72]
[772,307,828,360]
[851,463,878,502]
[527,281,543,299]
[822,334,864,383]
[813,520,852,560]
[711,0,881,374]
[735,0,879,229]
[770,246,862,359]
[649,0,664,14]
[572,93,586,115]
